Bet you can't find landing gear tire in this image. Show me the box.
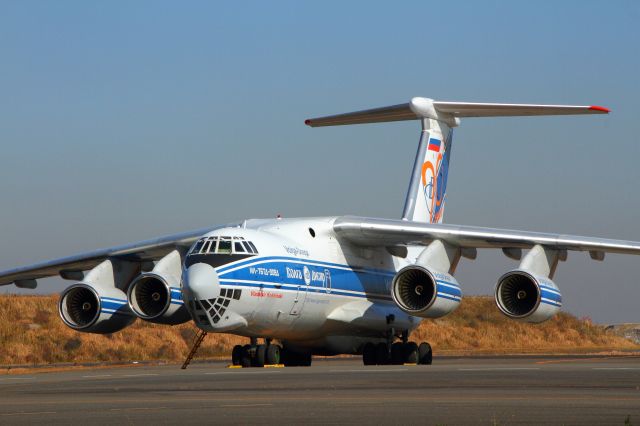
[240,344,252,368]
[374,342,389,365]
[266,344,281,365]
[231,345,243,366]
[390,342,404,365]
[418,342,432,365]
[254,344,267,367]
[362,342,376,366]
[404,342,418,364]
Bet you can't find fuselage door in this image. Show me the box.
[289,265,310,315]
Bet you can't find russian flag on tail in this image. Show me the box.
[428,138,441,152]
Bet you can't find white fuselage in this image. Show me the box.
[180,217,426,355]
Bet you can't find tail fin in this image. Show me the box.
[305,97,609,223]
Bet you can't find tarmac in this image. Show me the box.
[1,355,639,425]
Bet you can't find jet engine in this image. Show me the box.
[391,265,461,318]
[127,273,190,325]
[126,250,190,325]
[59,282,135,333]
[58,259,140,334]
[495,270,562,323]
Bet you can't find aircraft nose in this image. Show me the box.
[182,262,220,301]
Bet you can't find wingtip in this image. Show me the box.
[589,105,610,113]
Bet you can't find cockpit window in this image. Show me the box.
[191,239,205,254]
[218,238,232,254]
[247,241,258,254]
[189,236,258,256]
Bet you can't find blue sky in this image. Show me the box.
[1,1,639,322]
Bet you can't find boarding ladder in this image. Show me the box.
[181,329,208,369]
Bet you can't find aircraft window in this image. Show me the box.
[191,239,205,254]
[202,240,212,254]
[208,238,218,253]
[218,239,232,254]
[234,242,246,253]
[247,241,258,254]
[241,241,252,253]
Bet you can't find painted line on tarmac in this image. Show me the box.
[592,367,640,370]
[458,367,541,371]
[82,374,113,378]
[1,411,56,416]
[536,355,640,364]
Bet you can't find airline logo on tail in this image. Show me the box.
[421,132,452,223]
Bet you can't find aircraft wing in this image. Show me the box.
[333,216,640,257]
[0,226,224,288]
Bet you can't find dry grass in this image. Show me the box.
[414,296,639,354]
[1,295,637,366]
[0,294,244,366]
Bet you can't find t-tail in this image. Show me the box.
[305,97,609,224]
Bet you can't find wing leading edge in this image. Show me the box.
[0,225,229,288]
[333,216,640,257]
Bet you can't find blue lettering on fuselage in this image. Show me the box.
[218,256,394,300]
[213,256,459,302]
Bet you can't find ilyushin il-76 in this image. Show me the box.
[2,98,636,367]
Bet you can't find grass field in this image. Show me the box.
[1,294,637,366]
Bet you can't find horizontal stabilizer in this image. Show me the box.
[305,97,609,127]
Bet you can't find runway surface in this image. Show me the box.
[1,356,640,425]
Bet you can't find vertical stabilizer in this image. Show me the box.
[402,119,453,223]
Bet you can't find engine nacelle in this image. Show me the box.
[391,265,461,318]
[495,270,562,323]
[127,273,190,325]
[59,283,136,333]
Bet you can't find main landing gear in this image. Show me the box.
[362,332,433,366]
[231,338,312,367]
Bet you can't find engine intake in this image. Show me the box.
[61,285,99,328]
[391,265,461,318]
[495,270,562,323]
[59,283,136,333]
[127,273,190,325]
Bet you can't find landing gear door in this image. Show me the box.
[289,265,310,315]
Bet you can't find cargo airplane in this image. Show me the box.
[2,98,637,367]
